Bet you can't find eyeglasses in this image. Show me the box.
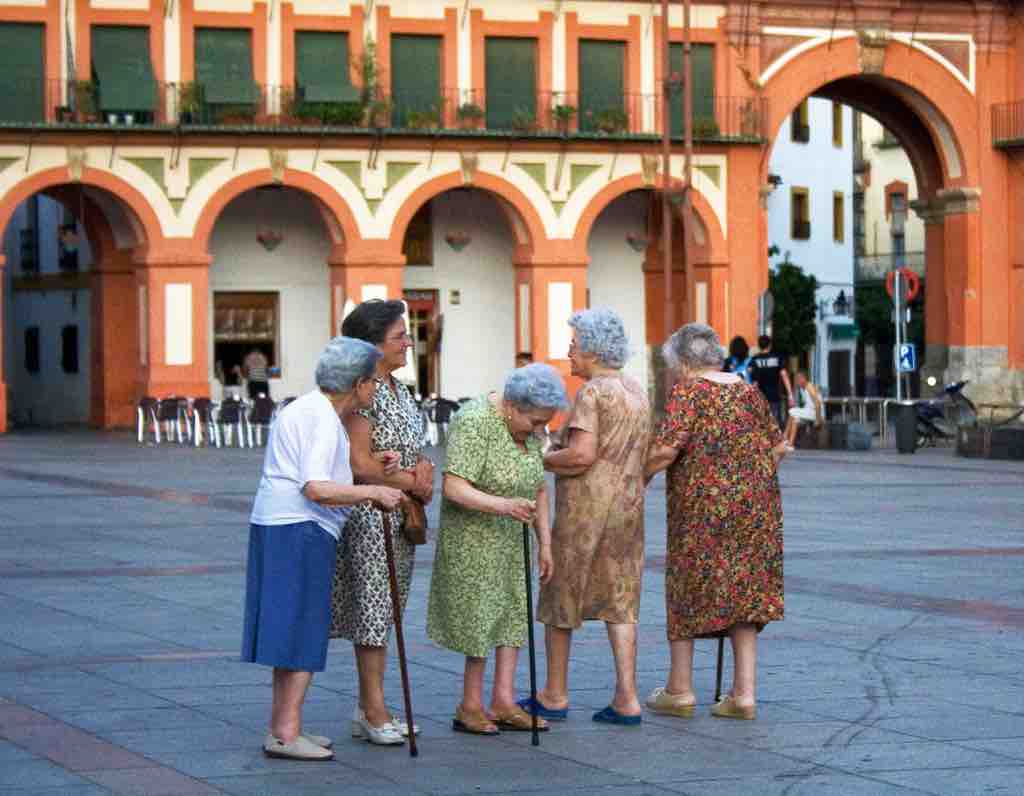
[385,332,413,343]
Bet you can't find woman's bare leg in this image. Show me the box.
[729,624,758,707]
[537,626,572,708]
[606,623,642,715]
[462,656,488,714]
[354,645,390,726]
[490,646,521,713]
[665,639,696,701]
[271,668,312,742]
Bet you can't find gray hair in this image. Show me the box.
[503,363,569,411]
[315,336,381,393]
[568,307,629,369]
[662,323,725,372]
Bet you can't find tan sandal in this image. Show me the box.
[453,705,499,736]
[492,705,550,732]
[711,695,756,720]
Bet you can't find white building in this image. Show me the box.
[766,97,857,396]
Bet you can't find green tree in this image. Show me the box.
[769,261,818,358]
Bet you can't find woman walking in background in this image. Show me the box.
[526,308,650,726]
[242,337,402,761]
[428,364,567,736]
[645,323,786,721]
[329,300,435,746]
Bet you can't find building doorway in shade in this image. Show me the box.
[403,288,440,398]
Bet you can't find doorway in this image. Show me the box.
[404,289,440,397]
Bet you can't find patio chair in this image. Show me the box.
[247,396,276,447]
[192,398,220,448]
[157,397,190,443]
[217,396,248,448]
[137,396,160,443]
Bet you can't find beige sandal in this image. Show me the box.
[453,705,500,736]
[492,705,550,732]
[711,695,757,720]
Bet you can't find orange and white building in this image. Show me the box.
[1,0,1022,429]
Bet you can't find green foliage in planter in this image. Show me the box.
[594,107,629,134]
[456,102,484,122]
[511,107,537,133]
[407,106,441,130]
[693,117,720,138]
[73,81,98,117]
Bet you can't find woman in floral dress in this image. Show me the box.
[329,300,434,746]
[427,364,567,736]
[645,323,786,721]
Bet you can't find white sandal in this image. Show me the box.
[351,708,405,745]
[263,733,333,760]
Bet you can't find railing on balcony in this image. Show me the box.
[992,101,1024,147]
[0,79,768,142]
[854,251,926,283]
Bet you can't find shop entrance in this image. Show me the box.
[404,289,440,398]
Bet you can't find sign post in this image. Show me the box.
[893,269,903,400]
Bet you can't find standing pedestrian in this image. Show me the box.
[243,347,271,399]
[751,335,794,428]
[723,336,754,383]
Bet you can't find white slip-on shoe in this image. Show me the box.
[302,732,333,749]
[263,733,334,760]
[388,715,421,737]
[351,708,405,746]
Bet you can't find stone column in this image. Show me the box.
[910,197,947,388]
[135,253,213,399]
[91,249,139,427]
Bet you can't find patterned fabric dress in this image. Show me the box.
[427,397,545,658]
[329,377,422,647]
[537,374,650,629]
[655,378,784,641]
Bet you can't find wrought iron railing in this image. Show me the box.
[854,251,925,282]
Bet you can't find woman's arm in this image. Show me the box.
[644,442,681,483]
[543,428,597,476]
[533,483,553,584]
[302,481,402,510]
[442,474,535,522]
[345,414,419,492]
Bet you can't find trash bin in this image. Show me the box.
[894,400,918,455]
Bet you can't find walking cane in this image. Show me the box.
[382,512,418,757]
[521,522,540,747]
[714,635,725,703]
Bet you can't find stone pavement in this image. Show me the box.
[0,430,1022,795]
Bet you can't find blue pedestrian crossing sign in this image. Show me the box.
[897,343,917,373]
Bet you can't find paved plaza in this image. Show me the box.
[0,431,1022,795]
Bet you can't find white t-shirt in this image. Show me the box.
[250,390,354,539]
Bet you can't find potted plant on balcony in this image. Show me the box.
[363,96,392,129]
[456,102,484,130]
[693,117,721,138]
[553,103,576,134]
[511,107,537,134]
[177,82,202,124]
[217,104,256,126]
[594,108,628,135]
[73,81,98,123]
[407,105,441,131]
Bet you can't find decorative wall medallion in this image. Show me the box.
[460,151,479,183]
[269,149,288,184]
[257,228,284,251]
[445,231,471,252]
[66,147,87,182]
[641,154,659,186]
[857,29,889,75]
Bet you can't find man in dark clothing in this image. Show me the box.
[751,335,794,429]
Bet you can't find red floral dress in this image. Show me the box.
[655,378,784,640]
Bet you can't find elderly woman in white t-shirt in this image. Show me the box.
[241,337,403,762]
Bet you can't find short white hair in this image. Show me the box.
[568,307,629,369]
[662,323,725,371]
[315,336,381,393]
[503,363,569,410]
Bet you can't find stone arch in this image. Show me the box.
[572,174,728,264]
[192,168,362,255]
[387,171,549,263]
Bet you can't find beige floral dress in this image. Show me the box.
[537,373,651,629]
[427,396,544,658]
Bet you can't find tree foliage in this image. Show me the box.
[769,261,818,357]
[855,283,924,347]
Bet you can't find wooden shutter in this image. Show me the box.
[484,37,536,129]
[391,34,442,127]
[0,23,45,122]
[669,43,715,136]
[195,28,258,105]
[579,40,624,132]
[296,31,355,103]
[92,26,156,114]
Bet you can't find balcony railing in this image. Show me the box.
[992,101,1024,147]
[0,79,767,142]
[854,251,926,283]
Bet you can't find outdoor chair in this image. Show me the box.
[137,396,160,443]
[247,396,276,447]
[421,398,439,446]
[191,398,220,448]
[217,396,248,448]
[157,397,191,443]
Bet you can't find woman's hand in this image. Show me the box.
[411,458,434,503]
[537,543,554,584]
[500,497,536,523]
[371,485,404,511]
[374,450,402,475]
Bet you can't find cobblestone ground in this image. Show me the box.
[0,430,1022,795]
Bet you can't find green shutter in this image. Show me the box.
[391,34,442,128]
[0,23,45,122]
[579,40,624,133]
[195,28,258,108]
[296,31,355,103]
[92,26,156,114]
[485,37,536,130]
[669,43,714,137]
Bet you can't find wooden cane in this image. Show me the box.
[714,636,725,703]
[382,512,418,757]
[521,522,540,747]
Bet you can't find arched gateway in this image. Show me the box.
[0,0,1020,430]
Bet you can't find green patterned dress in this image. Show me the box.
[427,396,545,658]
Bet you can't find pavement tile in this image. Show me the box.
[870,765,1024,795]
[60,707,228,734]
[0,760,97,789]
[659,772,931,795]
[81,766,224,795]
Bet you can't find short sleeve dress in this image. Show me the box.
[537,374,650,629]
[655,378,784,641]
[427,396,545,659]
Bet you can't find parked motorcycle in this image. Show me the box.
[915,380,977,446]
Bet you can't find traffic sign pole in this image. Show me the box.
[894,269,903,401]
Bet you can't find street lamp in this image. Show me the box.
[832,289,849,316]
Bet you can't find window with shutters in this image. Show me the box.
[669,43,715,137]
[791,100,810,143]
[391,34,442,128]
[91,26,156,121]
[484,37,536,130]
[832,101,843,147]
[579,40,625,133]
[0,23,45,123]
[791,187,810,239]
[195,28,258,123]
[295,30,357,110]
[833,192,845,243]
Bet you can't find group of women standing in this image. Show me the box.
[241,301,785,760]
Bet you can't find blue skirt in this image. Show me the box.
[241,521,337,672]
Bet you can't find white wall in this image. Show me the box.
[3,197,93,425]
[860,114,924,257]
[586,191,648,390]
[403,190,515,400]
[208,188,331,400]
